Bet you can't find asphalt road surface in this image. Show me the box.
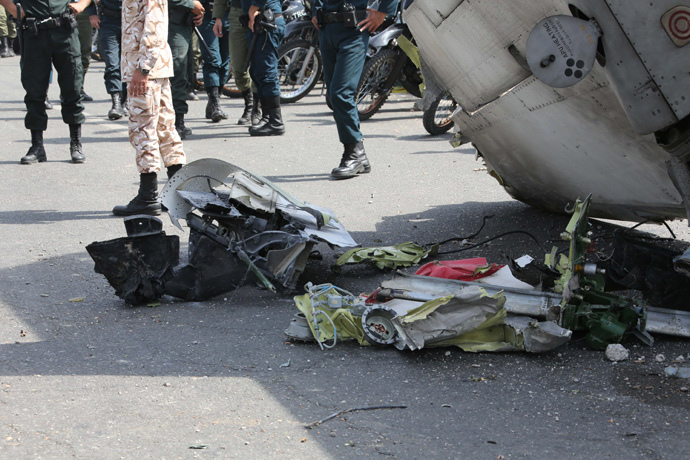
[1,57,689,460]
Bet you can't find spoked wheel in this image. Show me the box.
[355,48,397,121]
[277,39,322,103]
[423,92,458,135]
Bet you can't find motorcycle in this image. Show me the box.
[422,91,457,135]
[355,4,423,121]
[277,0,323,103]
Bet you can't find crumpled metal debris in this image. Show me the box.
[336,242,437,270]
[674,247,690,277]
[89,160,358,305]
[291,283,570,353]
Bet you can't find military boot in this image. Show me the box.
[20,130,48,164]
[69,124,85,163]
[121,87,129,116]
[108,92,125,120]
[237,89,253,125]
[167,163,183,179]
[175,113,192,140]
[251,93,262,126]
[331,140,371,179]
[112,172,162,216]
[205,86,227,123]
[0,37,13,58]
[80,88,93,102]
[249,96,285,137]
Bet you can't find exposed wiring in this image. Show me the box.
[436,230,550,255]
[425,215,494,247]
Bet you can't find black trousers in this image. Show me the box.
[21,26,85,131]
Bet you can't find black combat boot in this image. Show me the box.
[237,89,253,125]
[112,172,162,216]
[249,96,285,137]
[331,140,371,179]
[205,86,226,122]
[108,92,125,120]
[167,163,183,179]
[121,87,129,115]
[69,124,85,163]
[175,113,192,140]
[0,37,13,58]
[250,93,262,126]
[20,130,48,164]
[81,87,93,102]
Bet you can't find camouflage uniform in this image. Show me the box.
[122,0,185,174]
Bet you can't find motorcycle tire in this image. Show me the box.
[277,39,322,104]
[423,92,457,135]
[221,63,243,98]
[221,77,243,98]
[355,48,398,121]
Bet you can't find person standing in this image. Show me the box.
[113,0,186,216]
[76,6,94,100]
[168,0,204,139]
[243,0,285,136]
[0,4,16,57]
[312,0,397,179]
[211,0,255,125]
[198,0,229,122]
[91,0,127,119]
[0,0,90,164]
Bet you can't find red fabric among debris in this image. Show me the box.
[415,258,504,281]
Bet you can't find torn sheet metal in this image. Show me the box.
[161,158,356,248]
[383,285,570,352]
[336,242,436,270]
[291,283,570,353]
[90,160,358,305]
[381,272,561,319]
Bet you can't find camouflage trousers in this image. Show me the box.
[129,78,186,174]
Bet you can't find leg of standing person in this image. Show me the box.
[113,79,164,216]
[227,4,255,125]
[0,6,15,58]
[77,10,94,101]
[53,26,86,163]
[247,15,285,137]
[113,77,186,216]
[100,14,125,119]
[199,8,228,122]
[320,22,370,179]
[169,22,193,139]
[187,32,200,100]
[19,31,52,164]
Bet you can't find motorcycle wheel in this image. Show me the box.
[355,48,397,121]
[423,92,457,135]
[221,63,243,98]
[277,39,322,104]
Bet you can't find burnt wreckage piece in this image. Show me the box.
[88,159,357,305]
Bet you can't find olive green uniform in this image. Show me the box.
[20,0,85,131]
[168,0,195,115]
[0,6,17,39]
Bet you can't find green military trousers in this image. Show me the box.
[0,6,17,39]
[169,22,193,114]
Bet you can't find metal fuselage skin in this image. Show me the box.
[406,0,690,222]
